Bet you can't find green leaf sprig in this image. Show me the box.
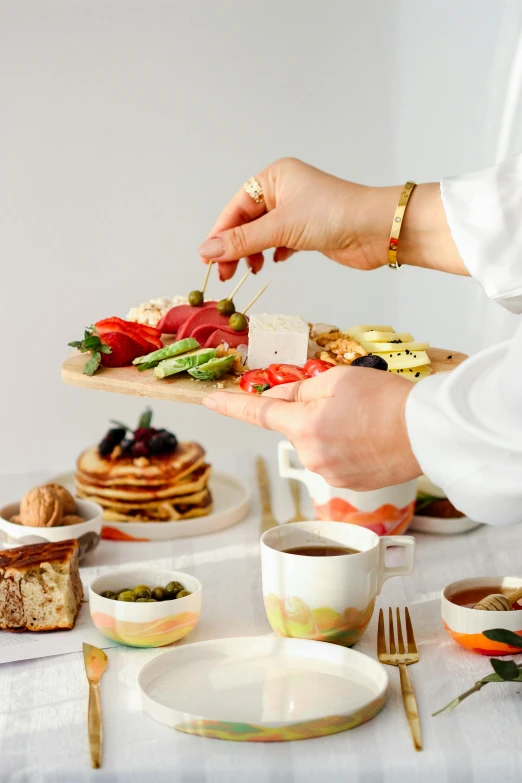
[68,326,111,376]
[433,629,522,715]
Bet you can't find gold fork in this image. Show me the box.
[285,479,308,523]
[377,607,422,751]
[256,456,278,534]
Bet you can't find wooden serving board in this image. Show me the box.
[61,348,467,405]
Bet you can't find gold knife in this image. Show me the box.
[256,456,278,534]
[83,642,108,769]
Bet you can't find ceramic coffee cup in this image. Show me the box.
[278,441,416,535]
[261,520,415,647]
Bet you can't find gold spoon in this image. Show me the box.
[83,642,108,768]
[474,585,522,611]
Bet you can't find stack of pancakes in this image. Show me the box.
[75,442,212,522]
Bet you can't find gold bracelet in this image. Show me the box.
[388,181,416,269]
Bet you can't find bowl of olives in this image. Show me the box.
[89,569,202,648]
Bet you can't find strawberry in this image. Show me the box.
[99,332,148,368]
[68,325,147,375]
[95,317,163,349]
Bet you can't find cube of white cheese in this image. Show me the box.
[247,314,309,369]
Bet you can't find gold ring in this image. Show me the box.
[244,176,264,204]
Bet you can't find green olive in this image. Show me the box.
[135,597,149,603]
[166,581,183,593]
[176,590,191,598]
[151,587,166,601]
[133,584,150,593]
[118,592,135,602]
[148,598,157,602]
[188,290,204,307]
[134,588,151,600]
[217,299,235,316]
[229,312,247,332]
[101,590,116,599]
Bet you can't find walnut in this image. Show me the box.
[10,515,22,525]
[44,484,76,514]
[316,351,339,365]
[19,487,63,528]
[215,345,246,374]
[61,514,85,526]
[315,330,344,347]
[324,337,367,365]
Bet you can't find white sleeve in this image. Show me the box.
[405,155,522,525]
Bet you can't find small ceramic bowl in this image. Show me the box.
[89,568,202,648]
[442,577,522,655]
[0,499,103,562]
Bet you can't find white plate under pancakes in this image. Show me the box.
[138,636,388,742]
[49,471,250,541]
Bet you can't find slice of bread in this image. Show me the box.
[0,540,83,631]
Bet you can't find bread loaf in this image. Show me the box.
[0,540,83,631]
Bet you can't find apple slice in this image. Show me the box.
[371,350,430,370]
[390,364,433,381]
[360,340,430,353]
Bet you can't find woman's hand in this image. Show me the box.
[199,157,467,281]
[203,367,421,490]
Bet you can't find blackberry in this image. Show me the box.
[119,438,134,458]
[351,355,388,371]
[134,427,157,442]
[98,427,126,457]
[148,429,178,455]
[131,441,149,458]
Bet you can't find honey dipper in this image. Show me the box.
[474,585,522,611]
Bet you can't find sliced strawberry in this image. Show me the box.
[96,317,162,347]
[69,324,154,375]
[95,320,159,351]
[99,332,147,367]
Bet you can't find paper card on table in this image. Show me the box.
[0,602,119,665]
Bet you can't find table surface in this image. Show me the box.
[1,459,522,783]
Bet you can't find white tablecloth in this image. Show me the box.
[1,460,522,783]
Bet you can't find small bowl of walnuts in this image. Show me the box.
[0,484,103,561]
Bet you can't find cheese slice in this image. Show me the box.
[343,325,394,338]
[360,340,430,353]
[390,364,432,381]
[359,330,414,343]
[372,350,430,370]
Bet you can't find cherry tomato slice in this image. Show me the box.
[303,359,333,377]
[239,369,272,394]
[267,364,308,386]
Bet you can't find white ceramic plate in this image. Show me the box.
[49,471,250,541]
[138,636,387,742]
[409,514,481,535]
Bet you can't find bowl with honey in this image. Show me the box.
[442,577,522,655]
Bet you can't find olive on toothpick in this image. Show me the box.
[188,261,214,307]
[216,269,252,317]
[229,281,270,332]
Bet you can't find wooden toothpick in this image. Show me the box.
[227,269,252,301]
[242,281,271,315]
[201,261,214,295]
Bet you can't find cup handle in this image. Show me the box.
[278,441,307,483]
[377,536,415,593]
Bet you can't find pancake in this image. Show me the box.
[74,464,211,502]
[77,486,211,513]
[77,442,206,486]
[101,489,213,522]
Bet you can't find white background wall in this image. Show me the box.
[1,0,521,476]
